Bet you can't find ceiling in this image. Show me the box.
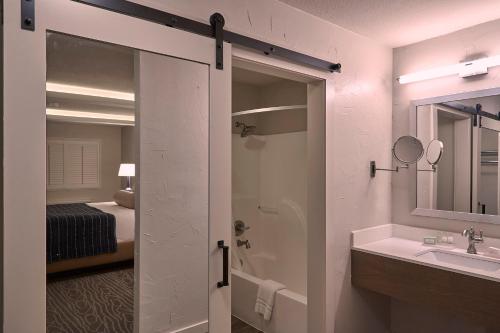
[47,34,295,125]
[47,33,134,92]
[47,33,134,125]
[278,0,500,47]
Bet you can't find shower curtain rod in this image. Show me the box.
[70,0,342,73]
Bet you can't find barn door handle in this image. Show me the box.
[217,240,229,288]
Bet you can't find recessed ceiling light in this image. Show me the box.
[46,108,135,122]
[46,82,135,101]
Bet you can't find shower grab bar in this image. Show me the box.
[258,205,279,214]
[217,240,229,288]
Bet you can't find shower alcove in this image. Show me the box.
[231,66,308,333]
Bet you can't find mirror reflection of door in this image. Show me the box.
[477,114,500,215]
[478,127,499,215]
[416,104,472,212]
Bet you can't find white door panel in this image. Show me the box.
[136,51,209,333]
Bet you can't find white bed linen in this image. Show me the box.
[87,202,135,242]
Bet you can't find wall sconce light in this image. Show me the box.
[397,55,500,84]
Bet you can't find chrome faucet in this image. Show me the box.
[237,239,251,249]
[462,227,484,254]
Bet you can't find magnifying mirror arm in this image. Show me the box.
[370,161,400,178]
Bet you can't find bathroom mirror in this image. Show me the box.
[393,135,424,165]
[426,139,444,165]
[412,88,500,223]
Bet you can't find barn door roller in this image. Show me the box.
[21,0,35,31]
[210,13,225,70]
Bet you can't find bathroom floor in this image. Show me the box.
[232,316,262,333]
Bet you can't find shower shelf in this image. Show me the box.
[232,104,306,117]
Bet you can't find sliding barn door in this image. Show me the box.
[4,1,231,332]
[136,51,210,333]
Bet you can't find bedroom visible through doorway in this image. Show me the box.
[45,33,136,333]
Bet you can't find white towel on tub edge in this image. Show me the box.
[254,279,286,321]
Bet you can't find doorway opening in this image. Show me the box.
[230,61,318,333]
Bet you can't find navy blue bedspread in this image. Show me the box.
[46,203,117,264]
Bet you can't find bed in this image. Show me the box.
[46,202,135,274]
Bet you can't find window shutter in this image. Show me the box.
[65,143,83,185]
[47,142,64,187]
[47,139,101,189]
[82,143,99,185]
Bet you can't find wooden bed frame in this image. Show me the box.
[47,240,134,274]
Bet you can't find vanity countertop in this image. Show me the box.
[352,224,500,283]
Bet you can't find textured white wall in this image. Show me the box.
[393,18,500,333]
[131,1,393,332]
[137,51,210,332]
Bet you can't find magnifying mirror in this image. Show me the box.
[370,135,424,177]
[426,139,444,166]
[392,135,424,165]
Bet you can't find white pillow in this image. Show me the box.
[114,190,135,209]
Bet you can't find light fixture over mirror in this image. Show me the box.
[398,55,500,84]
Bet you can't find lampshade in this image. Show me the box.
[118,163,135,177]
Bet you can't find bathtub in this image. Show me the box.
[231,269,307,333]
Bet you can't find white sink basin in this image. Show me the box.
[415,249,500,272]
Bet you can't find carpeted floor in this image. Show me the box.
[47,266,261,333]
[46,267,134,333]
